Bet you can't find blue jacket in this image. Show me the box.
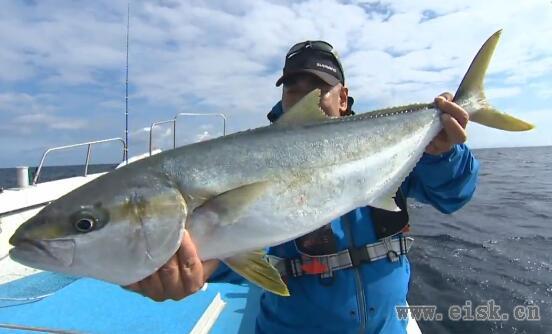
[210,102,479,333]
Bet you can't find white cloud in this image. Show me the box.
[0,92,86,135]
[128,126,172,153]
[0,92,57,114]
[0,0,551,166]
[486,87,522,100]
[196,131,212,142]
[345,0,552,106]
[13,113,86,130]
[200,124,215,131]
[128,127,172,148]
[0,1,126,84]
[98,99,124,111]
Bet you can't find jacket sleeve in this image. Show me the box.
[401,144,479,214]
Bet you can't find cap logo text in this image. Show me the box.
[316,62,337,73]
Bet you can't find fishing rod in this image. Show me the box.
[124,0,130,164]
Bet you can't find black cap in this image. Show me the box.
[276,45,344,87]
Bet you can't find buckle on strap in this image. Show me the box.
[382,237,399,262]
[348,246,372,267]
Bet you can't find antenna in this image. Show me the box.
[124,0,130,164]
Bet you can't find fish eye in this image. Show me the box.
[74,217,95,233]
[70,207,109,233]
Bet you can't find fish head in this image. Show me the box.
[9,168,188,285]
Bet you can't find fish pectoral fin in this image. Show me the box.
[276,89,328,126]
[223,250,290,297]
[370,194,401,212]
[194,181,269,226]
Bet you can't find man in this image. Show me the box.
[126,40,478,333]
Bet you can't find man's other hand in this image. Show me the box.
[425,92,469,155]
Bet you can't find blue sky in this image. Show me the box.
[0,0,551,167]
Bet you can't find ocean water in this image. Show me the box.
[1,146,550,333]
[0,164,116,190]
[408,146,552,333]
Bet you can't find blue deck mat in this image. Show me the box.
[0,273,261,333]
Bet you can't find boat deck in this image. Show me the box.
[0,275,260,333]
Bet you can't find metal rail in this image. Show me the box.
[0,201,52,219]
[173,113,227,147]
[149,119,175,156]
[149,112,227,156]
[32,138,126,185]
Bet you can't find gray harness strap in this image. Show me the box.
[267,235,414,278]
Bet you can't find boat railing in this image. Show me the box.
[32,138,126,185]
[149,112,227,156]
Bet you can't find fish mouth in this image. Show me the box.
[9,238,76,269]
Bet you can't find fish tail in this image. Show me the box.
[453,30,534,131]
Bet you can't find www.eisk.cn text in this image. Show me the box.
[396,300,540,322]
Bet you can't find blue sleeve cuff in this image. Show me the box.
[208,262,246,285]
[404,144,479,213]
[418,146,457,164]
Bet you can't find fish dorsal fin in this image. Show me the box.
[370,193,401,212]
[276,89,328,126]
[366,103,432,118]
[224,250,290,296]
[193,181,269,227]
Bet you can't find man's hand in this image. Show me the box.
[425,92,469,155]
[124,230,220,302]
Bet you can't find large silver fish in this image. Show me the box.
[9,30,533,296]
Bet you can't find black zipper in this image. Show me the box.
[343,213,367,333]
